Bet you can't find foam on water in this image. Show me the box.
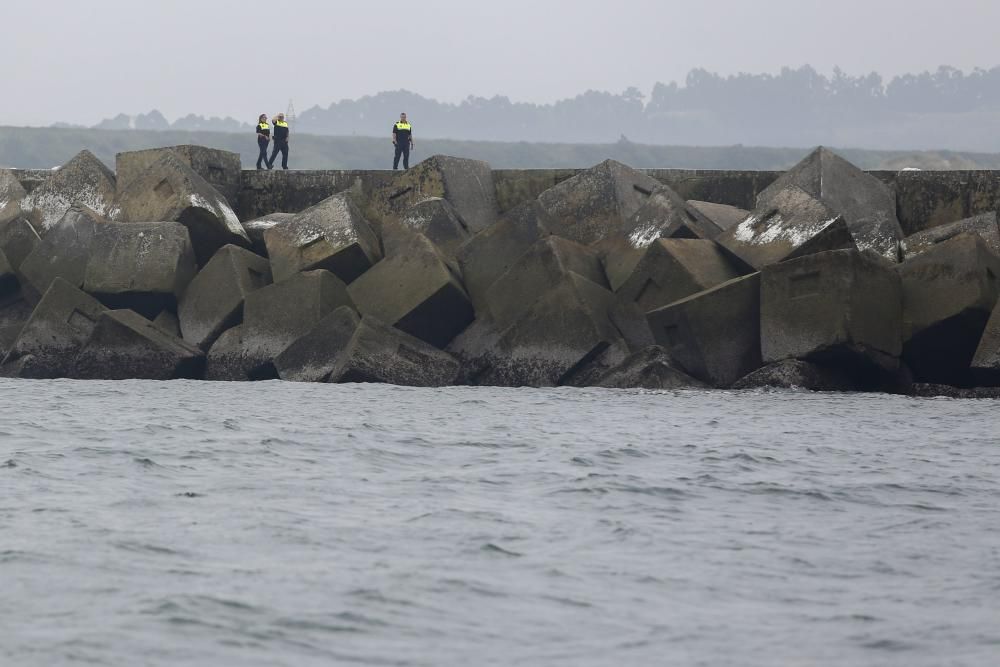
[2,379,999,666]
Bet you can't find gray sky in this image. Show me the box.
[6,0,1000,127]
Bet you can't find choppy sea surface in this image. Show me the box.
[2,379,1000,666]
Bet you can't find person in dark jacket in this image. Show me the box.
[268,112,290,170]
[392,113,414,170]
[255,114,270,170]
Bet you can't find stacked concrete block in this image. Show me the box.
[395,197,471,259]
[178,244,273,350]
[896,233,1000,384]
[19,150,116,233]
[622,184,723,245]
[0,216,40,274]
[0,293,33,360]
[243,212,295,255]
[0,169,27,225]
[902,212,1000,259]
[732,359,857,391]
[264,192,381,284]
[82,221,197,318]
[116,145,242,206]
[688,201,749,232]
[205,325,256,381]
[112,152,249,265]
[647,273,762,387]
[593,345,707,390]
[19,206,105,302]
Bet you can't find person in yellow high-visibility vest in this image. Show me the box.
[267,113,290,170]
[255,114,270,170]
[392,113,414,170]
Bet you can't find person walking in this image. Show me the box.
[392,113,414,170]
[255,114,271,170]
[268,112,290,170]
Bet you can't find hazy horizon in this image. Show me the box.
[6,0,1000,127]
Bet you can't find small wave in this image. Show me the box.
[481,543,523,557]
[2,459,16,468]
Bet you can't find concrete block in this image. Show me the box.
[0,248,15,296]
[111,152,249,265]
[972,302,1000,383]
[395,197,471,258]
[731,359,856,391]
[72,309,204,380]
[0,215,40,274]
[348,234,474,348]
[593,345,707,389]
[178,244,273,350]
[366,155,498,234]
[243,212,295,256]
[483,236,607,329]
[19,206,104,303]
[762,249,902,377]
[688,200,749,231]
[1,278,107,378]
[274,306,360,382]
[242,269,355,371]
[153,309,181,338]
[897,233,1000,384]
[648,273,762,387]
[20,150,116,233]
[0,292,32,360]
[327,315,460,387]
[264,192,381,284]
[717,185,856,270]
[83,221,197,319]
[616,238,741,313]
[536,159,661,245]
[622,184,723,245]
[456,200,551,312]
[0,169,27,225]
[902,212,1000,259]
[204,325,265,381]
[116,145,242,207]
[756,147,902,259]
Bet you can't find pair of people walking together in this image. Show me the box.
[256,113,290,170]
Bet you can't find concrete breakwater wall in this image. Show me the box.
[4,145,1000,395]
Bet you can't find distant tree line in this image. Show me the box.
[55,66,1000,150]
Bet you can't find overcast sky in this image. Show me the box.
[5,0,999,127]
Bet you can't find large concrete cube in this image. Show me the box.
[274,306,361,382]
[717,186,856,270]
[243,212,295,256]
[347,234,474,348]
[0,169,27,225]
[112,152,249,265]
[536,159,660,245]
[366,155,498,234]
[593,345,707,389]
[648,273,762,387]
[395,197,471,259]
[178,244,273,350]
[756,147,902,259]
[616,239,741,313]
[264,192,381,284]
[902,212,1000,259]
[19,206,104,303]
[0,293,33,360]
[762,249,902,376]
[688,201,749,232]
[0,215,40,274]
[116,145,242,206]
[82,221,197,318]
[204,325,262,381]
[242,270,355,371]
[72,309,205,380]
[20,150,116,233]
[622,184,723,245]
[896,233,1000,384]
[1,278,107,378]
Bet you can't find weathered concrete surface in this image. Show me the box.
[756,148,902,259]
[19,206,104,303]
[264,192,381,284]
[237,170,394,222]
[178,244,272,350]
[116,145,243,206]
[83,221,197,319]
[274,306,360,382]
[717,186,856,270]
[205,325,257,381]
[647,273,762,387]
[326,315,460,386]
[112,153,249,265]
[243,212,295,256]
[0,250,14,296]
[242,270,355,373]
[1,278,107,378]
[457,201,551,312]
[483,236,606,328]
[0,215,40,274]
[896,233,1000,384]
[0,169,27,224]
[536,159,660,245]
[348,233,474,348]
[0,293,32,360]
[395,197,471,258]
[902,212,1000,259]
[616,239,741,313]
[366,155,498,233]
[20,151,116,233]
[153,309,182,338]
[622,185,723,245]
[971,300,1000,383]
[593,345,707,389]
[892,170,1000,236]
[687,201,748,231]
[761,249,902,377]
[72,309,204,380]
[732,359,857,391]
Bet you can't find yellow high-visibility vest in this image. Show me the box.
[258,122,269,131]
[395,122,412,131]
[275,120,289,128]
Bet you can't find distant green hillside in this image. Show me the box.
[3,125,1000,171]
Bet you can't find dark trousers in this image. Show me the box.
[393,142,410,170]
[269,140,289,169]
[256,139,269,169]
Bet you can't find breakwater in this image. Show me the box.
[3,145,1000,394]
